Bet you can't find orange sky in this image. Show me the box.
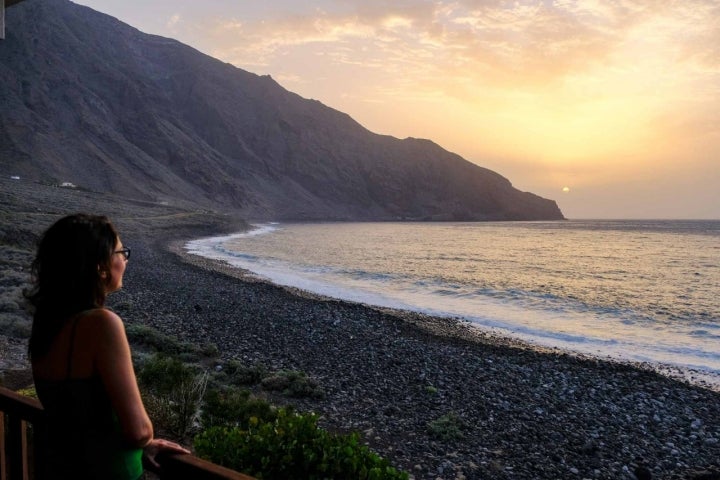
[75,1,720,219]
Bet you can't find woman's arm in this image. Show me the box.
[94,309,154,447]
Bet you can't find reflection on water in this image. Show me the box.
[186,220,720,385]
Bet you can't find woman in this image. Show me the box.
[28,214,189,479]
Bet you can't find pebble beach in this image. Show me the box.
[1,178,720,479]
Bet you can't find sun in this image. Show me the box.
[562,186,570,193]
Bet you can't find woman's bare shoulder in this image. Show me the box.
[80,308,125,334]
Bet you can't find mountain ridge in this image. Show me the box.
[0,0,564,221]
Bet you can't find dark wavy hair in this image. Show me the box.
[27,214,119,358]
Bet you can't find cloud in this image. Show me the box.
[166,13,181,29]
[202,1,624,87]
[198,0,720,157]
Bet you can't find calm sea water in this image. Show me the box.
[186,220,720,386]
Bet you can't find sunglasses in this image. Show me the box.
[114,247,131,260]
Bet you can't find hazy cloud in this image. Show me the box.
[166,13,181,29]
[206,0,718,94]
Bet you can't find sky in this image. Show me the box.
[72,0,719,219]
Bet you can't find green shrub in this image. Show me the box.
[126,324,181,353]
[427,412,465,441]
[138,354,194,393]
[126,323,207,359]
[194,409,408,479]
[16,386,37,399]
[220,360,268,386]
[138,354,208,438]
[260,370,324,398]
[201,388,278,430]
[201,342,219,358]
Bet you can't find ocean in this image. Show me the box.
[185,220,720,387]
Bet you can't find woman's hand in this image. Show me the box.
[143,438,191,469]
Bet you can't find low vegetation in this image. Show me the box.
[0,245,33,339]
[427,411,466,441]
[137,354,208,438]
[260,369,325,398]
[129,324,407,479]
[195,410,407,480]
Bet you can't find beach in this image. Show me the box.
[1,178,720,479]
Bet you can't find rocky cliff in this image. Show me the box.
[0,0,564,221]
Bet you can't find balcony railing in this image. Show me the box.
[0,386,254,480]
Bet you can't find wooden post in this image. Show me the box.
[0,412,6,480]
[7,417,28,480]
[1,0,6,40]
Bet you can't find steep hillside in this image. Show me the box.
[0,0,564,221]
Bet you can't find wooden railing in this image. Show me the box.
[0,386,254,480]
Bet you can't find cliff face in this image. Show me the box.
[0,0,564,221]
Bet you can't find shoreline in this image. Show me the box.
[2,180,720,479]
[177,230,720,394]
[174,237,618,365]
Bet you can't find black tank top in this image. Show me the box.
[33,312,143,480]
